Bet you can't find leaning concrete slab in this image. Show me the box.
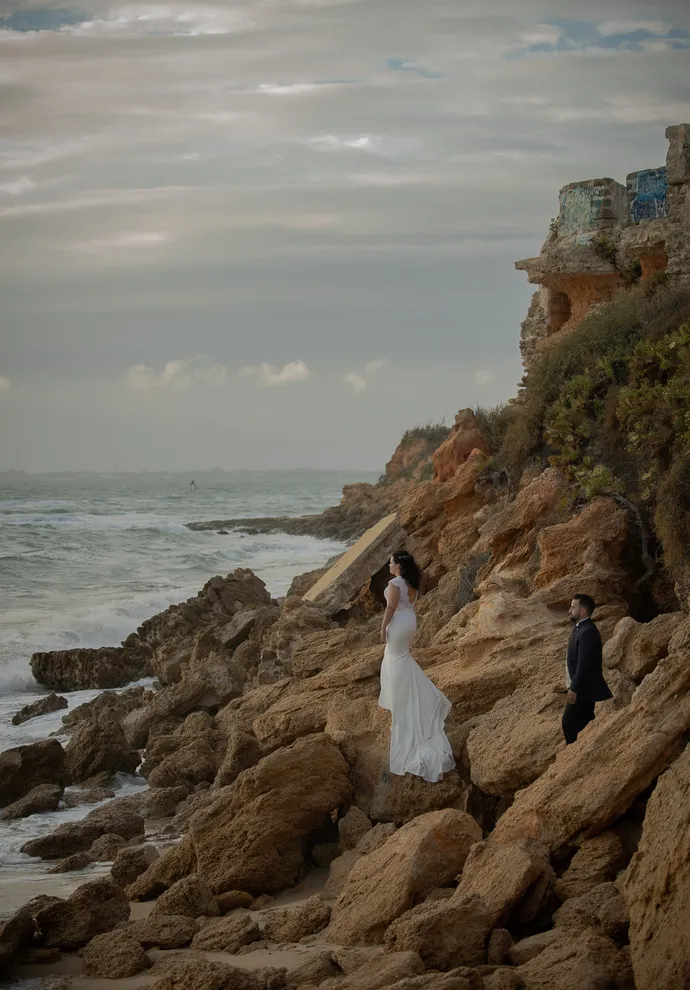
[303,513,406,615]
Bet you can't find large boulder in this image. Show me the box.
[30,645,150,691]
[127,914,199,949]
[187,733,351,895]
[0,911,34,976]
[0,739,68,809]
[263,896,331,942]
[111,844,160,887]
[554,832,627,901]
[603,612,685,683]
[11,692,68,726]
[146,957,265,990]
[623,743,690,990]
[320,950,426,990]
[432,409,490,483]
[34,877,130,950]
[150,874,219,919]
[64,718,140,783]
[215,726,263,788]
[21,802,144,860]
[61,685,153,729]
[326,809,482,945]
[491,618,690,852]
[189,911,260,952]
[147,739,217,790]
[515,928,632,989]
[383,896,492,971]
[82,929,149,978]
[1,783,63,821]
[554,882,628,941]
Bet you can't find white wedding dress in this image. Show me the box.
[378,575,456,783]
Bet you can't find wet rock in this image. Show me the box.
[30,645,151,692]
[82,929,149,978]
[11,693,68,726]
[64,717,140,783]
[21,803,144,860]
[1,783,63,821]
[89,833,128,861]
[0,739,68,809]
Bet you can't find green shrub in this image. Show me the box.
[400,422,448,448]
[474,403,510,456]
[655,453,690,570]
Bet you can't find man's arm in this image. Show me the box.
[569,626,602,696]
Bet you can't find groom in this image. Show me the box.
[562,594,612,744]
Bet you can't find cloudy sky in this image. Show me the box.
[1,0,689,472]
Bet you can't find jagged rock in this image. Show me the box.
[150,874,219,918]
[455,840,555,928]
[326,824,398,896]
[1,783,63,821]
[190,911,260,952]
[338,806,372,851]
[508,930,568,965]
[554,882,628,940]
[147,956,265,990]
[624,744,690,990]
[326,809,482,945]
[215,726,263,788]
[285,951,340,988]
[182,630,245,704]
[183,733,351,895]
[11,693,68,726]
[216,890,254,913]
[488,929,515,966]
[320,951,425,990]
[384,896,492,971]
[48,851,92,874]
[0,739,68,809]
[172,787,220,831]
[127,914,200,949]
[126,833,198,901]
[21,803,144,860]
[88,833,128,861]
[554,832,627,901]
[263,896,331,942]
[64,717,140,783]
[432,409,490,483]
[122,678,223,749]
[35,877,130,950]
[141,784,190,818]
[147,739,217,790]
[30,645,151,692]
[61,785,115,808]
[515,928,631,989]
[82,929,149,978]
[604,613,685,683]
[492,618,690,851]
[111,844,160,887]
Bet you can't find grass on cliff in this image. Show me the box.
[494,275,690,579]
[399,422,449,448]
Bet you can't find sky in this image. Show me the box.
[1,0,689,472]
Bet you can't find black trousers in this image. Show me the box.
[562,701,596,744]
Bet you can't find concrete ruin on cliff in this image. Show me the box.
[516,122,690,371]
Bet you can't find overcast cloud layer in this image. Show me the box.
[1,0,689,471]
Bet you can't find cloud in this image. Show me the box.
[239,360,312,387]
[304,135,377,153]
[474,369,496,386]
[343,358,387,392]
[74,231,171,252]
[126,355,228,391]
[0,176,36,196]
[0,376,11,392]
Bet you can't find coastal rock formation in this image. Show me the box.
[30,645,151,692]
[432,409,490,483]
[1,783,63,821]
[21,803,144,860]
[0,739,68,809]
[34,877,130,950]
[11,693,67,725]
[64,717,140,782]
[82,929,149,978]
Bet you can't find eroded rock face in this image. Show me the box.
[111,844,160,888]
[30,645,151,692]
[189,911,260,952]
[554,832,628,901]
[432,409,490,483]
[1,783,63,821]
[515,927,631,990]
[127,914,199,949]
[263,896,331,943]
[82,929,149,978]
[383,895,492,970]
[21,803,144,860]
[326,809,482,945]
[147,739,217,790]
[150,874,219,919]
[0,739,68,809]
[35,877,130,950]
[624,743,690,990]
[11,693,67,726]
[64,717,140,783]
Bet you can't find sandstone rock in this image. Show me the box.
[623,744,690,990]
[432,409,490,483]
[483,969,524,990]
[263,896,331,942]
[182,631,245,705]
[285,951,340,988]
[508,930,567,966]
[491,618,690,851]
[455,840,555,928]
[141,785,190,818]
[326,824,397,896]
[126,833,198,901]
[21,802,144,860]
[127,914,199,949]
[48,851,92,874]
[215,726,263,788]
[150,874,219,919]
[327,809,482,945]
[190,911,260,952]
[30,645,151,692]
[82,929,149,978]
[216,890,254,913]
[147,739,217,790]
[320,951,425,990]
[112,844,160,887]
[61,685,153,729]
[89,833,127,861]
[122,677,224,749]
[172,787,219,831]
[554,832,627,901]
[147,957,264,990]
[487,929,514,966]
[604,612,685,683]
[0,911,34,976]
[185,733,351,895]
[0,739,68,809]
[312,841,340,869]
[64,718,140,783]
[338,806,372,851]
[36,876,130,950]
[515,928,630,990]
[1,783,63,821]
[61,785,115,808]
[11,693,68,726]
[553,882,628,940]
[383,895,492,970]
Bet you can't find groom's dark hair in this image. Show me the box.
[574,593,596,616]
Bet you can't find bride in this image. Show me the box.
[378,550,456,783]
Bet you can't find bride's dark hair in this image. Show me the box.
[392,550,422,590]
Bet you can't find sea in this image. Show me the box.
[0,469,374,905]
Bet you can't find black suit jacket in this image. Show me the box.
[567,619,613,703]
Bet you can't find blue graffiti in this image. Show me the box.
[628,167,668,223]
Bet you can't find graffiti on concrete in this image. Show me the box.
[627,167,669,223]
[558,179,627,237]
